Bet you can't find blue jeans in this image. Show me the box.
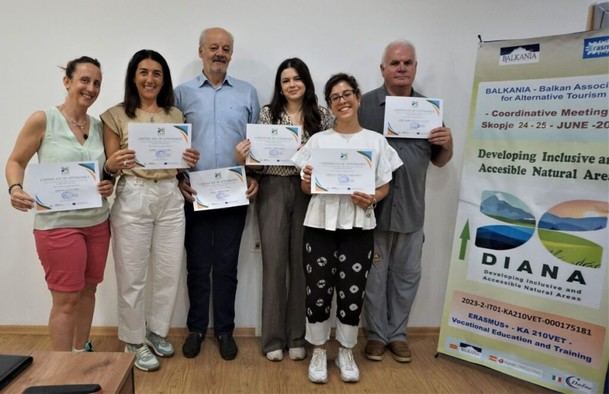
[184,204,247,336]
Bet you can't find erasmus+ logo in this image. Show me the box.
[499,44,540,65]
[583,36,609,59]
[474,191,608,268]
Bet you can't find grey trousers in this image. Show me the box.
[257,175,309,353]
[363,229,424,344]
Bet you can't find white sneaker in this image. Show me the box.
[308,348,327,384]
[289,347,306,360]
[266,349,283,361]
[125,343,160,371]
[146,330,175,357]
[335,347,359,382]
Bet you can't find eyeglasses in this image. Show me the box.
[329,89,355,104]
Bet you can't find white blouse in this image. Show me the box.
[291,128,402,231]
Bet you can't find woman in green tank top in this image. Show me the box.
[5,56,114,352]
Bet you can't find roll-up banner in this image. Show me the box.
[438,29,609,393]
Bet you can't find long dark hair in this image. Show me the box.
[123,49,174,118]
[268,57,323,134]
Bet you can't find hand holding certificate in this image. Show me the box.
[246,124,301,166]
[128,123,191,169]
[27,161,102,212]
[310,148,375,195]
[189,166,249,211]
[384,96,443,138]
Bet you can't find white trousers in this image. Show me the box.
[306,320,359,349]
[112,176,185,344]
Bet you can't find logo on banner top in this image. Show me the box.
[583,36,609,59]
[499,44,540,65]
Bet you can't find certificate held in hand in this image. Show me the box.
[128,123,191,169]
[189,166,249,211]
[310,148,375,195]
[384,96,443,138]
[27,161,102,212]
[246,124,301,166]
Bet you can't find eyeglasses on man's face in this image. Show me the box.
[329,89,355,104]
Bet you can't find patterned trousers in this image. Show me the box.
[303,227,373,327]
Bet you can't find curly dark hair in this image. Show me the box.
[324,73,361,106]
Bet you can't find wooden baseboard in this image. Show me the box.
[0,325,439,338]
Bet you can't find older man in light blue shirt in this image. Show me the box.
[175,27,260,362]
[176,74,259,171]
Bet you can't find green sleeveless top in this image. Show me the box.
[34,107,109,230]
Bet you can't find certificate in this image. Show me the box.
[246,124,301,166]
[383,96,443,138]
[310,149,375,195]
[27,161,101,212]
[128,123,191,169]
[190,166,249,211]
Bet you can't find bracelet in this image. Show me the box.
[8,183,22,195]
[103,163,118,177]
[367,197,377,210]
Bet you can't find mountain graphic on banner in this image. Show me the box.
[475,192,607,268]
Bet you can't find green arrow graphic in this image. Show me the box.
[459,220,470,260]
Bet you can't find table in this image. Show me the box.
[4,351,135,393]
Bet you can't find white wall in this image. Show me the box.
[0,0,593,329]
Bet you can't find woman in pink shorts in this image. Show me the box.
[5,56,114,351]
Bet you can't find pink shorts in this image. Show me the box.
[34,220,110,292]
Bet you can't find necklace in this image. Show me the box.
[286,108,302,116]
[286,107,303,124]
[137,106,160,123]
[59,105,88,132]
[67,117,88,131]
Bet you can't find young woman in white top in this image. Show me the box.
[292,73,402,383]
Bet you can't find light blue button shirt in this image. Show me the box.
[175,73,260,171]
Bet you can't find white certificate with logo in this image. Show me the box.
[190,166,249,211]
[383,96,443,138]
[128,123,191,169]
[246,124,301,166]
[27,161,101,212]
[310,148,375,195]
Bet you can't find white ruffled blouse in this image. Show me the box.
[291,128,402,231]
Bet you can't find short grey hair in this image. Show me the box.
[381,40,417,65]
[199,27,234,48]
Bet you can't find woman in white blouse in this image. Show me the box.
[292,73,402,384]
